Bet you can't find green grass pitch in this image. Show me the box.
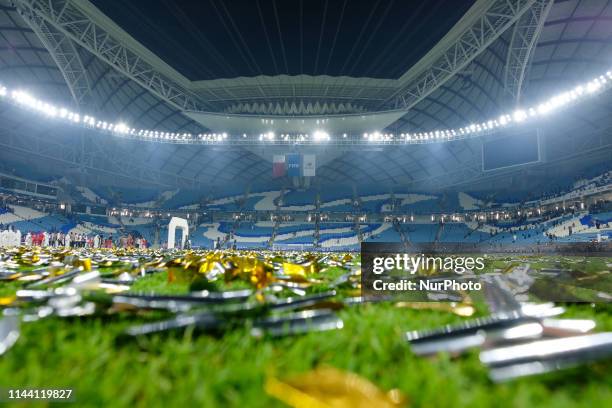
[0,259,611,407]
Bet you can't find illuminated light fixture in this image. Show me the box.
[537,103,551,115]
[114,122,129,134]
[313,130,330,141]
[586,80,601,93]
[513,109,527,122]
[1,66,612,145]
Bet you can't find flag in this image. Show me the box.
[273,155,286,178]
[286,153,302,177]
[302,154,316,177]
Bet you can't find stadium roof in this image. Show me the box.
[90,0,476,80]
[0,0,611,194]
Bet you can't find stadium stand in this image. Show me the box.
[0,163,610,249]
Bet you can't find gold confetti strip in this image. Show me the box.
[249,263,274,289]
[394,302,475,317]
[0,272,22,281]
[73,258,92,272]
[265,366,406,408]
[0,247,360,294]
[283,262,309,277]
[0,295,16,306]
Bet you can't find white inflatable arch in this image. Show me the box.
[168,217,189,249]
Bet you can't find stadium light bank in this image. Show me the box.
[0,69,611,146]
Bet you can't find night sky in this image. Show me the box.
[91,0,475,80]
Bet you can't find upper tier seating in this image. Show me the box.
[282,189,317,207]
[364,226,402,243]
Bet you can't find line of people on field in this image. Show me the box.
[0,226,148,249]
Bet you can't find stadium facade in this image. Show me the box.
[0,0,610,250]
[1,3,612,405]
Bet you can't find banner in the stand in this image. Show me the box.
[302,154,316,177]
[286,153,302,177]
[274,154,315,178]
[272,155,286,178]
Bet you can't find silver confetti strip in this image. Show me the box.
[480,332,612,368]
[113,289,255,311]
[408,320,544,356]
[540,319,596,337]
[118,288,253,303]
[68,271,101,288]
[269,290,337,312]
[483,332,612,382]
[251,309,343,338]
[125,313,224,336]
[26,268,81,288]
[0,315,20,356]
[406,312,536,343]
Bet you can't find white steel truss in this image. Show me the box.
[14,1,92,108]
[12,0,205,111]
[386,0,538,110]
[504,0,554,104]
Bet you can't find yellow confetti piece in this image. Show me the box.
[266,366,406,408]
[250,264,274,289]
[266,378,329,408]
[77,258,92,271]
[283,262,316,277]
[0,295,16,306]
[1,272,22,281]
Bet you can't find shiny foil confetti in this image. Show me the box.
[265,366,406,408]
